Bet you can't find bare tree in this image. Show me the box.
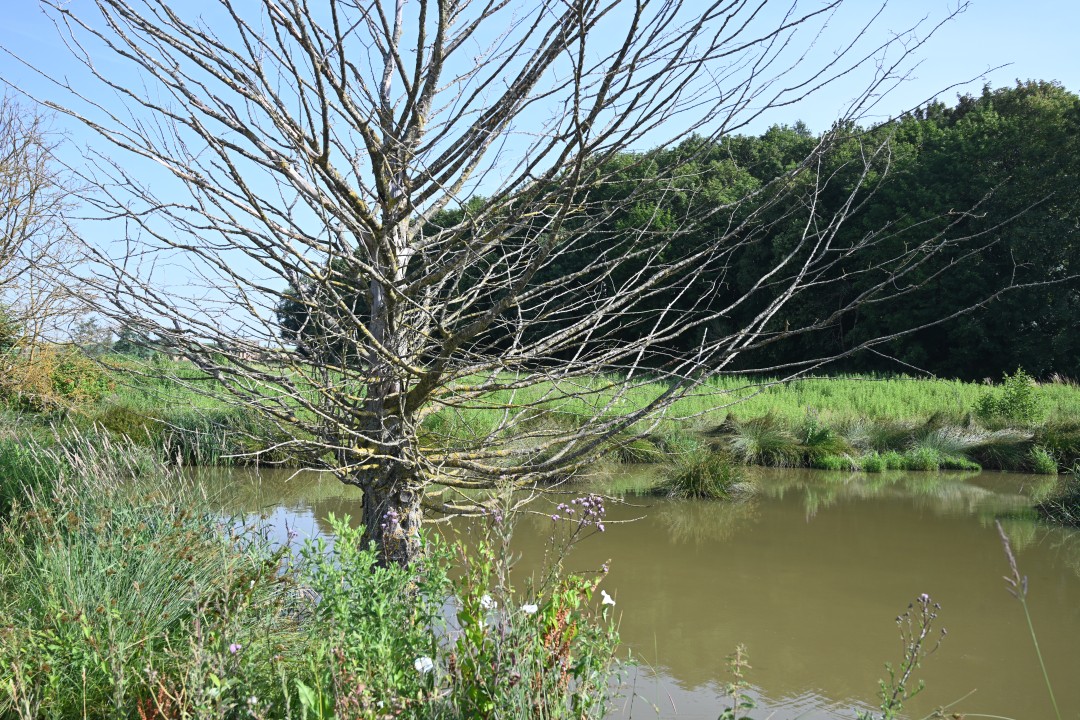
[0,94,81,390]
[10,0,996,564]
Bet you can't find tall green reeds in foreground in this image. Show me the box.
[0,437,303,719]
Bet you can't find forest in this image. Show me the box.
[282,80,1080,382]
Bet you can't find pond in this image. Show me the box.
[201,466,1080,719]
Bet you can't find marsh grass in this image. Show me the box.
[725,414,801,466]
[0,438,305,719]
[648,450,755,500]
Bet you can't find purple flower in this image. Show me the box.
[229,643,243,655]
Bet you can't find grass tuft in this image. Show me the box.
[648,451,755,500]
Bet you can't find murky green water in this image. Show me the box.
[201,466,1080,719]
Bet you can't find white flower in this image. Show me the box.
[521,603,539,615]
[480,594,497,610]
[600,590,616,607]
[413,656,434,674]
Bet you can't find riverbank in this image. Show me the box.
[8,359,1080,517]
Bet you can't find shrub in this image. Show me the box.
[812,453,858,471]
[50,349,112,404]
[974,368,1046,426]
[439,511,619,720]
[861,451,886,473]
[92,402,165,444]
[297,515,450,713]
[903,446,941,471]
[1034,422,1080,469]
[801,413,853,467]
[161,406,299,466]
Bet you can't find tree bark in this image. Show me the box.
[359,471,424,567]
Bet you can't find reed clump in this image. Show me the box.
[649,450,756,500]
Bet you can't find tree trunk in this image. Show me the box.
[359,469,424,567]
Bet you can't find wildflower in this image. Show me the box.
[480,594,497,610]
[521,603,539,615]
[228,643,243,654]
[600,590,616,606]
[598,523,605,532]
[413,656,434,674]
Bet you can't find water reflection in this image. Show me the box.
[198,466,1080,720]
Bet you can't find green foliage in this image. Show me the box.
[0,440,302,719]
[1034,422,1080,469]
[1029,446,1059,475]
[717,645,755,720]
[161,406,300,466]
[441,513,618,720]
[297,514,449,711]
[0,305,21,354]
[49,348,112,404]
[974,368,1047,425]
[0,442,621,719]
[726,414,801,466]
[649,450,753,500]
[0,434,62,518]
[609,434,668,464]
[812,453,858,471]
[801,412,854,468]
[858,594,946,720]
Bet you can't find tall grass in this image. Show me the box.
[0,438,304,719]
[0,438,621,719]
[648,450,755,500]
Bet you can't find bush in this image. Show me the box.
[1034,422,1080,468]
[812,453,858,471]
[801,413,853,467]
[974,368,1046,426]
[726,414,800,466]
[1,439,621,719]
[860,451,886,473]
[0,344,112,410]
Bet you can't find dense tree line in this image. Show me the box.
[281,81,1080,381]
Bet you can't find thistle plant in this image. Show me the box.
[859,594,946,720]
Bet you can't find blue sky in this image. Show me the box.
[0,0,1076,326]
[3,0,1076,135]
